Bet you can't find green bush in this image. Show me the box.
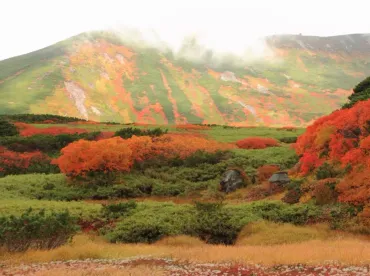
[0,114,82,124]
[101,200,137,219]
[114,127,167,139]
[189,202,241,245]
[0,120,19,136]
[0,208,79,252]
[315,163,342,180]
[279,137,297,143]
[0,132,100,153]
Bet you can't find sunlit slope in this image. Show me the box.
[1,32,370,126]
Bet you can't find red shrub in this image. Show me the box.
[15,122,88,137]
[0,146,49,174]
[279,126,296,131]
[236,137,279,149]
[257,165,280,183]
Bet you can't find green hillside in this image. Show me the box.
[1,31,370,126]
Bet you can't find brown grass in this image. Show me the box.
[34,266,165,276]
[154,235,206,247]
[1,234,370,266]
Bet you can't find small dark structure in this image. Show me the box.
[219,169,245,193]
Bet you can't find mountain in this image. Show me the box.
[1,31,370,126]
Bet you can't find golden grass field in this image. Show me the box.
[2,223,369,267]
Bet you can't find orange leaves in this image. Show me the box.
[295,99,370,175]
[151,134,234,159]
[15,122,87,137]
[52,137,133,177]
[336,168,370,205]
[236,137,279,149]
[53,134,233,178]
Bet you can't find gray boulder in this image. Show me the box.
[220,169,245,193]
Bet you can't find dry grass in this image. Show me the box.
[236,221,332,246]
[34,266,165,276]
[154,235,206,247]
[1,233,370,266]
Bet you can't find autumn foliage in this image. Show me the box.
[294,98,370,205]
[257,165,280,183]
[236,137,279,149]
[53,134,234,180]
[15,122,87,137]
[52,137,133,177]
[0,146,48,174]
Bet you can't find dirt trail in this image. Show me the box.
[1,258,369,276]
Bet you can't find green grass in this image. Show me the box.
[205,126,305,143]
[0,199,101,219]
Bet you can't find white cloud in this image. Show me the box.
[1,0,369,60]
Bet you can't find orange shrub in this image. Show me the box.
[236,137,279,149]
[336,168,370,206]
[52,137,133,177]
[152,134,234,159]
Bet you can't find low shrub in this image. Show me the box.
[114,127,167,139]
[314,179,338,205]
[236,221,330,245]
[0,208,78,252]
[257,165,280,183]
[282,189,302,204]
[101,200,137,219]
[236,137,279,149]
[315,163,343,180]
[0,120,19,137]
[189,202,241,245]
[279,137,297,143]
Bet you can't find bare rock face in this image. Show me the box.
[64,81,88,120]
[116,54,125,64]
[91,106,102,116]
[220,71,240,83]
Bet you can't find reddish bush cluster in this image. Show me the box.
[0,146,48,174]
[53,134,234,178]
[294,98,370,206]
[15,122,87,137]
[236,137,279,149]
[295,99,370,175]
[257,165,280,183]
[279,126,296,131]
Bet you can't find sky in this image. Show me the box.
[1,0,369,61]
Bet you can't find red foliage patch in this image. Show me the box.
[95,131,115,141]
[236,137,279,149]
[15,122,87,137]
[257,165,280,182]
[0,146,48,172]
[53,134,234,178]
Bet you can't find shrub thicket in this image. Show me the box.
[0,208,78,252]
[0,120,19,137]
[114,127,167,139]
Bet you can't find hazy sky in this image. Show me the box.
[1,0,369,60]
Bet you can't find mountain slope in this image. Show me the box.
[1,31,370,126]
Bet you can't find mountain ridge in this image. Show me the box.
[1,31,370,126]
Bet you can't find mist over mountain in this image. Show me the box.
[1,30,370,126]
